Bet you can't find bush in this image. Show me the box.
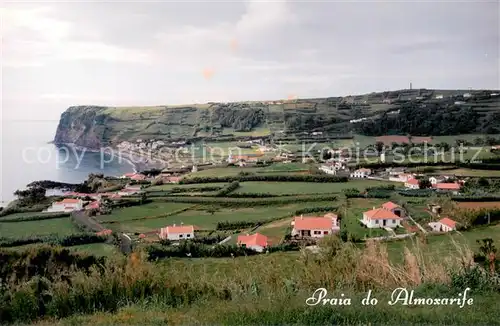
[215,181,240,197]
[180,175,348,184]
[0,233,108,248]
[0,212,70,222]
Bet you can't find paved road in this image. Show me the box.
[218,236,232,245]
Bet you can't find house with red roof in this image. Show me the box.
[85,201,100,210]
[350,168,372,178]
[237,233,269,252]
[96,229,113,236]
[45,198,84,213]
[121,173,147,181]
[428,217,457,232]
[381,201,406,218]
[404,178,420,189]
[432,182,461,194]
[159,224,195,241]
[291,213,340,238]
[361,207,402,228]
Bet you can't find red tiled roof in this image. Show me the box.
[165,225,194,233]
[382,202,400,210]
[406,178,420,185]
[293,216,333,230]
[61,198,81,204]
[439,217,457,229]
[433,183,461,190]
[86,201,100,210]
[364,208,401,220]
[237,233,268,248]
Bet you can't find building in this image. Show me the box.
[404,178,420,189]
[389,173,415,183]
[429,176,446,185]
[163,176,182,184]
[85,201,100,210]
[237,233,269,252]
[159,224,195,241]
[96,229,113,236]
[463,93,472,98]
[45,198,84,213]
[435,94,444,99]
[428,217,457,232]
[361,208,402,228]
[433,182,461,194]
[291,214,340,238]
[319,163,337,175]
[386,167,407,176]
[121,173,147,181]
[350,168,372,178]
[381,201,406,218]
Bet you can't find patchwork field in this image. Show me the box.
[97,202,195,222]
[234,179,398,195]
[0,218,78,238]
[445,168,500,177]
[457,201,500,210]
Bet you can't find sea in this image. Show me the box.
[0,120,135,207]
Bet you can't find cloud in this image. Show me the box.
[1,0,499,121]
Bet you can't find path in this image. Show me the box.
[369,233,416,241]
[218,236,232,245]
[406,214,428,234]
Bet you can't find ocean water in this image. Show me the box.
[0,120,134,206]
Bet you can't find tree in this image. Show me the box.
[375,141,385,153]
[14,186,46,205]
[474,137,484,146]
[475,238,498,275]
[477,177,490,188]
[418,178,432,189]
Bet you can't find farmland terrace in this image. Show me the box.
[53,89,500,149]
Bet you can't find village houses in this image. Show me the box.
[389,173,415,183]
[433,182,461,195]
[404,178,420,189]
[45,198,84,213]
[428,217,457,232]
[350,168,372,178]
[237,233,269,252]
[159,224,195,241]
[291,213,340,238]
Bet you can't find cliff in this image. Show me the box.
[53,89,500,148]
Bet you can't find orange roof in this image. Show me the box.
[60,198,81,204]
[382,202,400,210]
[406,178,420,185]
[433,183,461,190]
[237,233,268,247]
[165,225,194,233]
[293,216,333,230]
[96,229,113,236]
[439,217,457,229]
[130,174,146,180]
[364,208,401,220]
[124,173,136,177]
[86,201,100,209]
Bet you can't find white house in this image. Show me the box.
[159,224,195,241]
[291,213,340,238]
[350,168,372,178]
[429,176,445,185]
[361,208,402,228]
[319,163,337,175]
[435,94,444,99]
[428,217,457,232]
[45,198,84,213]
[404,178,420,189]
[386,167,407,176]
[463,93,472,98]
[237,233,269,252]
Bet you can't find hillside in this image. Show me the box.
[53,89,500,148]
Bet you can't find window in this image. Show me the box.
[186,234,190,237]
[314,231,321,235]
[324,231,328,235]
[179,234,183,238]
[375,220,379,224]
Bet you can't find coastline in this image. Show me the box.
[57,143,166,173]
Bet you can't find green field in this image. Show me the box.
[112,201,336,232]
[0,218,78,238]
[97,202,195,222]
[68,243,120,257]
[234,180,399,195]
[445,168,500,177]
[146,182,228,192]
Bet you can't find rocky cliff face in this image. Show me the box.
[53,106,111,149]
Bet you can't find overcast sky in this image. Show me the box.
[2,0,499,121]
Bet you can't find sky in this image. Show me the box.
[1,0,499,121]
